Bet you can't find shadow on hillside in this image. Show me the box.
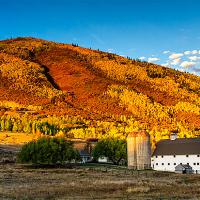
[41,65,61,90]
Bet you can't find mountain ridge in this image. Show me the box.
[0,37,199,142]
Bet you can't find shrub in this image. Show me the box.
[17,137,80,164]
[92,138,127,165]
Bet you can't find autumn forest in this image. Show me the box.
[0,37,200,147]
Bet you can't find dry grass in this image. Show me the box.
[0,132,35,144]
[0,164,200,200]
[1,143,200,199]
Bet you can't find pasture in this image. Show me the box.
[1,163,200,199]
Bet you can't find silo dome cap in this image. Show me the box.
[139,130,150,137]
[128,130,149,137]
[127,132,138,137]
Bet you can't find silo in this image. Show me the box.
[136,130,151,170]
[127,132,137,169]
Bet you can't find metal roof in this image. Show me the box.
[175,164,192,170]
[153,138,200,156]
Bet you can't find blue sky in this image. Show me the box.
[1,0,200,75]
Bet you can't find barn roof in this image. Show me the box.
[153,138,200,156]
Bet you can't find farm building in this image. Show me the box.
[73,139,112,164]
[151,134,200,174]
[127,130,151,170]
[175,164,193,174]
[73,138,98,163]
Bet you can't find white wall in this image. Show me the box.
[151,154,200,172]
[98,156,108,163]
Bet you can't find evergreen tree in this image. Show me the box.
[0,117,5,131]
[5,117,13,131]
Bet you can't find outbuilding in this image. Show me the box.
[175,164,193,174]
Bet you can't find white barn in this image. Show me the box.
[151,136,200,174]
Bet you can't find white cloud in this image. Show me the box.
[107,48,114,53]
[191,71,197,75]
[161,63,170,67]
[169,53,183,59]
[170,58,181,65]
[183,50,199,55]
[184,51,191,55]
[180,61,196,68]
[192,50,198,55]
[148,57,160,62]
[188,56,200,61]
[179,69,186,72]
[163,51,170,54]
[199,50,200,54]
[139,56,146,60]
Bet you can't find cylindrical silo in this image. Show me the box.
[127,132,137,169]
[136,130,151,170]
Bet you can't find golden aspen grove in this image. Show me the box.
[0,37,200,147]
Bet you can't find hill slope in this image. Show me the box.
[0,37,200,143]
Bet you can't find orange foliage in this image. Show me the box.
[0,37,199,143]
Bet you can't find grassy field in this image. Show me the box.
[0,163,200,200]
[0,138,200,199]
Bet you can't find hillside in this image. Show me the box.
[0,37,200,144]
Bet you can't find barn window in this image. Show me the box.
[197,155,200,157]
[156,163,158,165]
[187,163,189,165]
[194,163,196,165]
[156,156,158,158]
[174,163,176,165]
[162,163,164,165]
[168,163,170,165]
[197,163,199,165]
[161,155,164,158]
[186,155,189,157]
[173,155,176,158]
